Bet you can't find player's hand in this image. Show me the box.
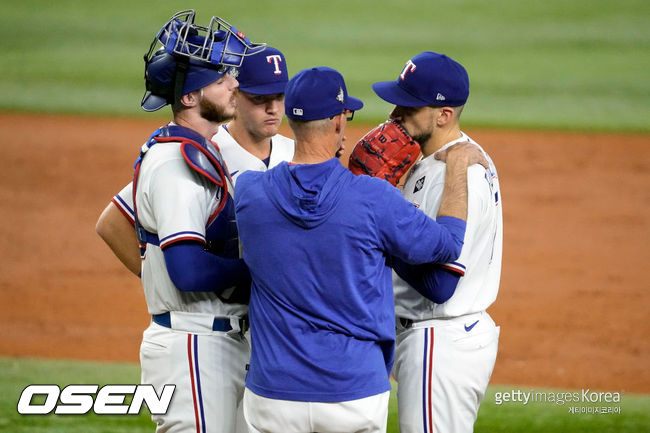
[434,142,489,169]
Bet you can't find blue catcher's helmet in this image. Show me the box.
[141,10,266,112]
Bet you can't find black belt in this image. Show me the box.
[399,318,414,329]
[152,312,249,333]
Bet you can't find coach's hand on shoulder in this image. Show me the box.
[434,142,488,169]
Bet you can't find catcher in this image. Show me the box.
[97,11,264,433]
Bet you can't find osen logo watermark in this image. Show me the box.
[17,384,175,415]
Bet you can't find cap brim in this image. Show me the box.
[372,81,430,107]
[345,95,364,112]
[238,81,287,95]
[141,92,169,112]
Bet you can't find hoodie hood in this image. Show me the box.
[263,158,348,228]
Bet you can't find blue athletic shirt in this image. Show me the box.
[234,158,466,402]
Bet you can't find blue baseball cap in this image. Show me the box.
[142,51,230,112]
[372,51,469,108]
[236,46,288,95]
[285,67,363,121]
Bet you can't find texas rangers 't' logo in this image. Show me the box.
[400,60,417,80]
[266,55,283,75]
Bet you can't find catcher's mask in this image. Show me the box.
[141,9,266,112]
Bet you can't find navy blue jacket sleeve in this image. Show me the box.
[376,182,466,265]
[391,257,461,304]
[163,241,251,293]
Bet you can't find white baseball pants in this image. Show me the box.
[140,321,250,433]
[392,311,499,433]
[243,387,390,433]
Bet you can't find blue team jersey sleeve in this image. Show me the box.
[391,257,461,303]
[163,242,250,293]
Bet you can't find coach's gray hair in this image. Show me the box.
[288,117,333,137]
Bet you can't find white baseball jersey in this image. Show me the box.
[392,132,502,433]
[111,127,296,316]
[393,132,502,320]
[214,124,295,182]
[113,126,295,223]
[133,139,245,317]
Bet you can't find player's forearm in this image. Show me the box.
[437,157,469,221]
[96,202,141,276]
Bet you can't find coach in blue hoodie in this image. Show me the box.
[235,66,488,433]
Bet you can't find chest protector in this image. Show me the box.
[132,125,239,258]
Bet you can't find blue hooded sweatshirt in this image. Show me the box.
[234,158,465,402]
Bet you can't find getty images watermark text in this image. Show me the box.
[494,388,623,414]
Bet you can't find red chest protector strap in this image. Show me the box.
[132,125,233,251]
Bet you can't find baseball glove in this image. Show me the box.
[348,120,421,187]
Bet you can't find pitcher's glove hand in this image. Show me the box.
[348,120,421,187]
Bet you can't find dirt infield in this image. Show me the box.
[0,112,648,393]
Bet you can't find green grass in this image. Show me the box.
[2,357,649,432]
[1,0,648,131]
